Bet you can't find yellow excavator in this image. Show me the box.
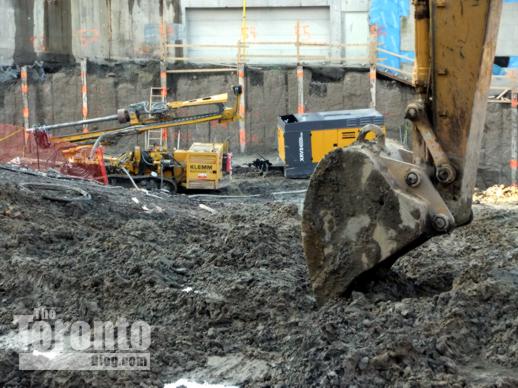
[302,0,503,303]
[28,86,242,192]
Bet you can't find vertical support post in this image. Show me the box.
[238,64,246,153]
[81,59,89,133]
[96,147,109,185]
[296,20,301,65]
[296,20,304,114]
[240,0,247,63]
[511,88,518,186]
[159,8,170,149]
[369,25,378,109]
[21,66,30,152]
[236,1,247,153]
[297,66,305,114]
[160,61,167,99]
[160,60,168,148]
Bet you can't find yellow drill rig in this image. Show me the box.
[302,0,503,303]
[29,86,242,192]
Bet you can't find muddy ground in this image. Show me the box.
[0,166,517,387]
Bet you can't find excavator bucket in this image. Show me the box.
[302,126,454,304]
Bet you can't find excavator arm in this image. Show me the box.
[413,0,502,225]
[302,0,503,303]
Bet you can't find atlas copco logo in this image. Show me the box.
[14,307,151,371]
[298,132,304,162]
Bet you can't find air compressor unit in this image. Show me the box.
[277,109,385,178]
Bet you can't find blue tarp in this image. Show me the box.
[370,0,518,75]
[369,0,413,73]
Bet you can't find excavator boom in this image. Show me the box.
[302,0,503,303]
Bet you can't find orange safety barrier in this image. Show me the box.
[0,123,103,181]
[96,147,109,185]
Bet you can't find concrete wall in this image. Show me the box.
[0,0,371,65]
[0,0,16,65]
[181,0,370,62]
[0,0,177,65]
[2,0,517,66]
[185,6,332,64]
[497,2,518,57]
[71,0,176,61]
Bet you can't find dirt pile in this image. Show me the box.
[281,203,518,386]
[0,167,517,387]
[474,184,518,204]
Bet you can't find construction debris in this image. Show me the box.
[199,204,218,214]
[474,184,518,204]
